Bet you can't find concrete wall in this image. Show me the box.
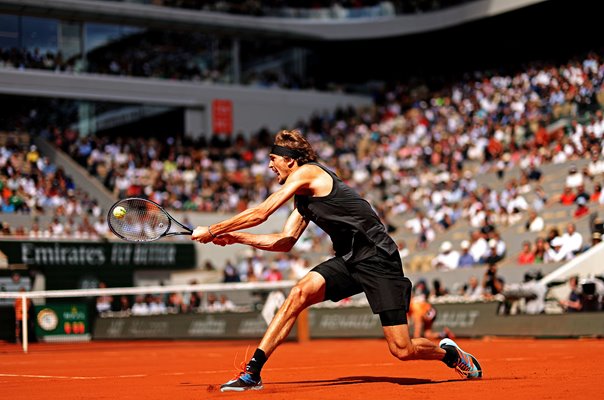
[0,69,371,137]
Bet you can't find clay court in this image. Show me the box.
[2,337,603,399]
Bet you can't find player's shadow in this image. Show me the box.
[279,376,454,388]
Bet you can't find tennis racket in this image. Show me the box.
[107,197,193,242]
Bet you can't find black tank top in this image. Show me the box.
[294,162,397,264]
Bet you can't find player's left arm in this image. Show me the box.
[192,165,314,243]
[212,207,309,252]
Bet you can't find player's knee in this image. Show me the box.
[286,285,309,310]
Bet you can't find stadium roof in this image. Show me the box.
[0,0,548,40]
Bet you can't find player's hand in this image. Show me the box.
[191,226,213,243]
[212,233,237,246]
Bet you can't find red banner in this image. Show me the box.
[212,99,233,135]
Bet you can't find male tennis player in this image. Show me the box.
[192,129,482,391]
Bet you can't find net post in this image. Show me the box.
[297,308,310,343]
[21,293,28,354]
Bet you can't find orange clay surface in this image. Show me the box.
[1,338,603,400]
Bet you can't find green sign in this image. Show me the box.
[35,304,90,342]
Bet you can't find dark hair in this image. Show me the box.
[274,129,317,165]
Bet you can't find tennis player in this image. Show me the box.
[192,130,482,391]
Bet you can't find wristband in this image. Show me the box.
[208,226,217,239]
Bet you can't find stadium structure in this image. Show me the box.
[1,0,604,346]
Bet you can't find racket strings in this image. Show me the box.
[109,199,170,241]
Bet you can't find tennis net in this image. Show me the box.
[0,281,298,353]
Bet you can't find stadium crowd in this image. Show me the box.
[0,32,313,89]
[0,132,109,239]
[2,50,604,294]
[49,50,604,255]
[96,290,240,317]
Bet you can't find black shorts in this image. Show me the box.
[311,250,412,315]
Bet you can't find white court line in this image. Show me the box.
[1,358,545,381]
[0,373,147,380]
[0,363,396,381]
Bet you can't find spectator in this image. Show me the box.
[506,191,529,217]
[95,281,113,315]
[559,275,582,312]
[546,227,561,247]
[565,164,583,189]
[149,294,167,314]
[457,240,475,268]
[93,216,110,238]
[517,241,535,265]
[219,294,236,312]
[545,236,574,262]
[531,186,548,212]
[264,263,283,281]
[430,278,448,299]
[590,182,602,203]
[482,262,504,299]
[574,184,591,204]
[586,152,604,179]
[525,209,545,232]
[405,210,434,250]
[118,295,131,314]
[464,276,484,300]
[238,251,263,282]
[223,260,241,283]
[559,186,576,206]
[582,231,602,252]
[573,196,589,218]
[468,229,488,264]
[167,292,186,313]
[533,237,547,264]
[561,222,584,255]
[131,295,150,316]
[431,241,460,270]
[517,173,532,195]
[526,162,543,182]
[413,279,430,299]
[205,293,221,312]
[188,291,202,312]
[578,279,602,311]
[482,234,506,264]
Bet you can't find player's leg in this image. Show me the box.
[356,251,481,379]
[382,312,447,361]
[220,271,327,392]
[382,321,482,378]
[257,270,326,357]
